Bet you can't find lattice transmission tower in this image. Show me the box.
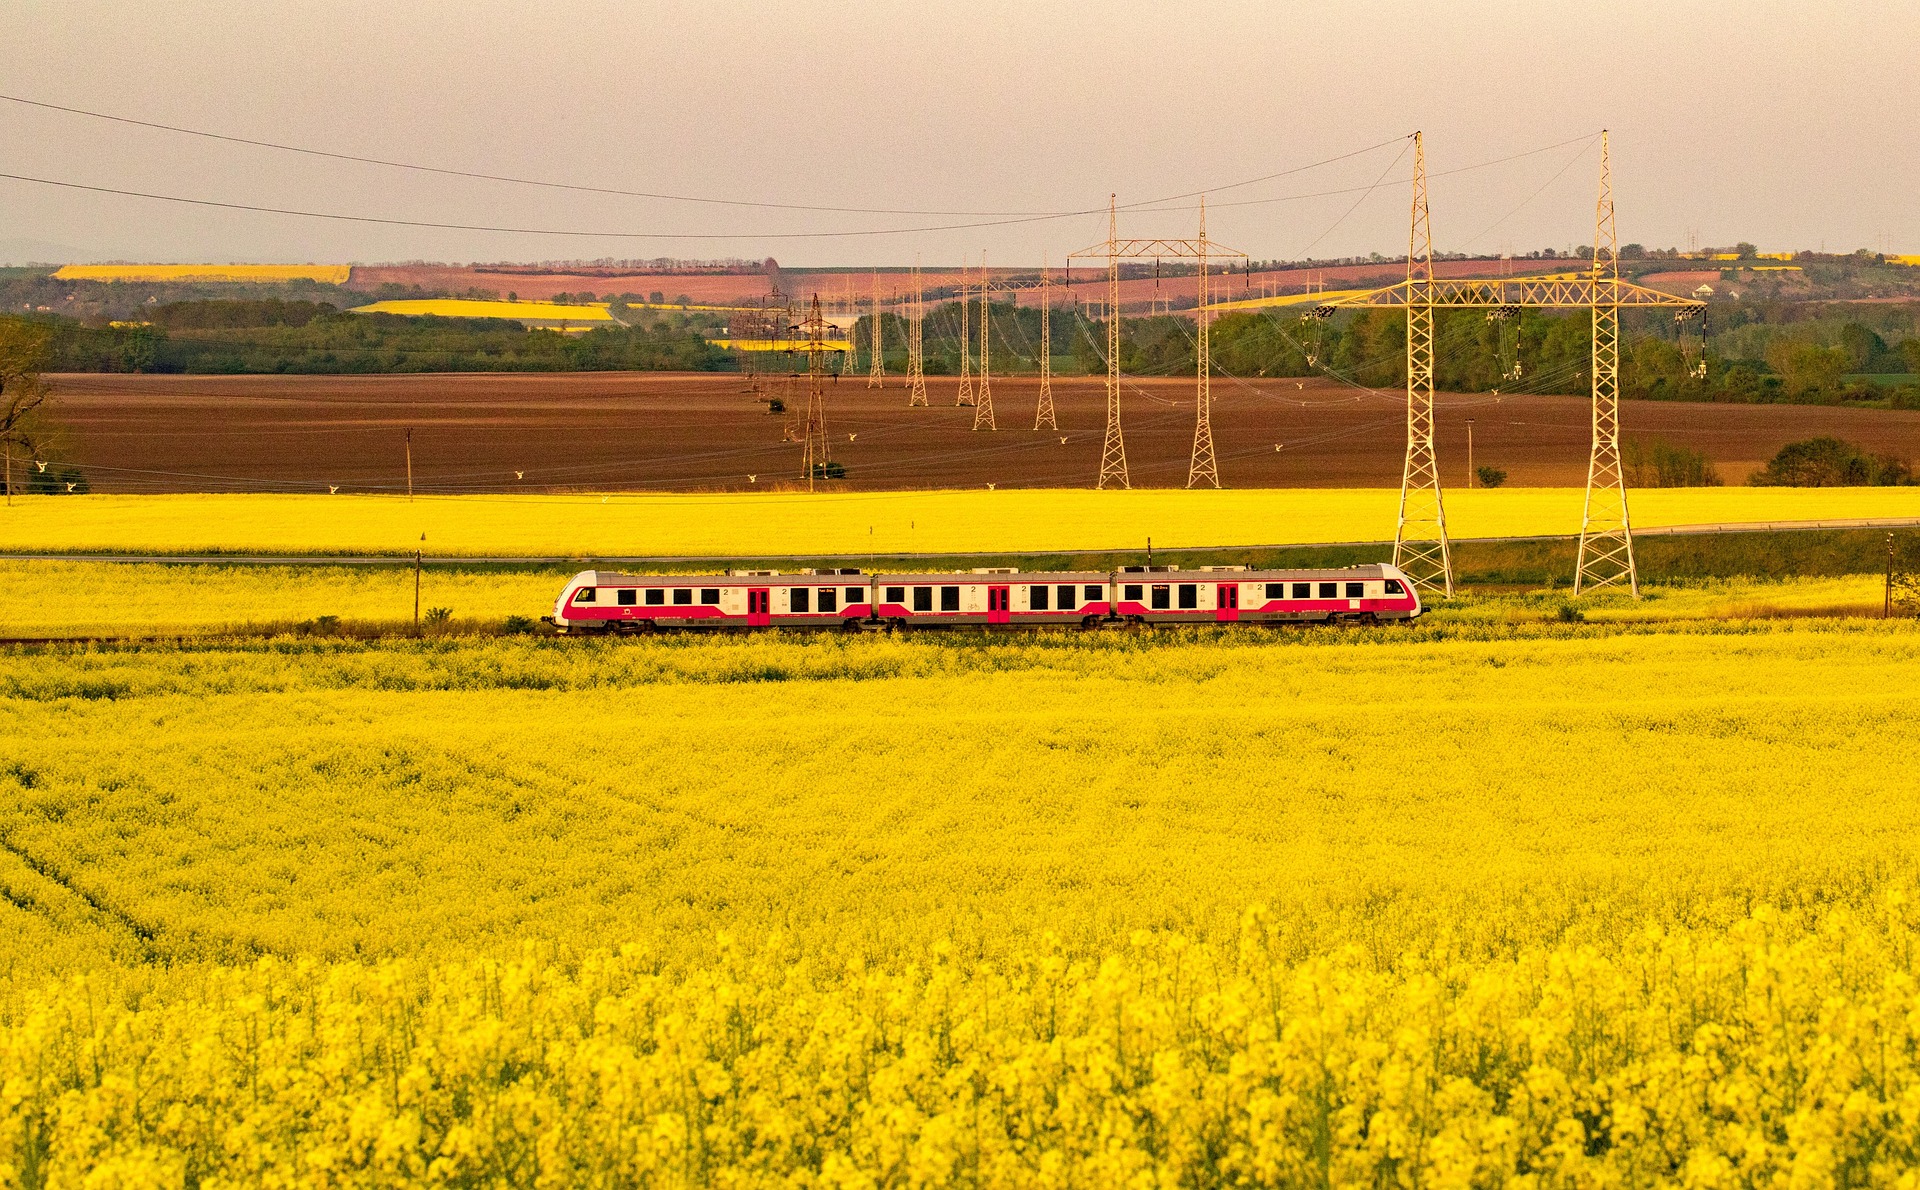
[867,273,885,388]
[1034,258,1056,431]
[1395,131,1452,594]
[955,260,974,406]
[1576,131,1636,594]
[1312,130,1695,597]
[794,294,835,491]
[840,278,856,377]
[907,261,928,407]
[1070,196,1245,489]
[1188,197,1219,488]
[972,254,996,430]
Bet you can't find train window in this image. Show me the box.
[1177,584,1198,609]
[617,589,637,606]
[1384,579,1406,595]
[1266,583,1283,599]
[1346,582,1364,598]
[1085,585,1104,603]
[819,588,838,613]
[1289,583,1308,599]
[886,586,905,603]
[672,589,693,605]
[940,586,960,611]
[913,586,933,611]
[846,586,864,604]
[574,587,597,603]
[1030,585,1049,610]
[644,588,665,606]
[791,588,810,613]
[699,588,720,605]
[1124,584,1143,601]
[1059,584,1077,608]
[1151,585,1171,610]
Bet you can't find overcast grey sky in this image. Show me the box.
[1,0,1913,267]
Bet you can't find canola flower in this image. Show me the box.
[1,487,1916,557]
[9,897,1920,1185]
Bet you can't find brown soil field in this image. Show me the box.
[349,258,1575,313]
[39,372,1920,496]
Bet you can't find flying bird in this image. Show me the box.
[328,485,339,494]
[1274,444,1284,452]
[35,460,47,472]
[1058,436,1068,445]
[847,433,858,442]
[513,470,524,479]
[748,474,757,483]
[64,481,77,492]
[987,483,996,490]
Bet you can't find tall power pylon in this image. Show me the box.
[840,277,856,377]
[1312,131,1696,596]
[907,260,928,407]
[795,294,834,491]
[1576,130,1637,595]
[867,273,885,388]
[1187,197,1219,488]
[1070,195,1246,489]
[973,254,996,430]
[955,260,975,406]
[1394,132,1453,594]
[1034,258,1056,431]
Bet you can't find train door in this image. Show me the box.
[1216,583,1239,623]
[747,588,771,627]
[987,585,1011,625]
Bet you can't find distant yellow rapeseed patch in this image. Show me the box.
[350,298,615,322]
[0,487,1914,557]
[52,263,352,284]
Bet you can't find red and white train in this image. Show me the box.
[546,563,1420,632]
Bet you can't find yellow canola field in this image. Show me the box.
[350,298,615,322]
[52,263,352,284]
[0,486,1915,557]
[5,627,1920,1182]
[0,561,1894,635]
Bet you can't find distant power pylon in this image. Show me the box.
[795,294,834,491]
[973,253,996,430]
[1188,197,1219,488]
[1034,258,1056,431]
[868,272,884,388]
[907,260,928,407]
[1576,130,1636,595]
[955,259,975,406]
[1070,195,1245,489]
[840,277,856,377]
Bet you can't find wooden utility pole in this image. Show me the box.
[405,429,415,502]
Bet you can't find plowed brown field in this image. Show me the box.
[41,372,1920,495]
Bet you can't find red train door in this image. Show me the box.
[1216,583,1239,623]
[987,586,1011,625]
[747,588,771,627]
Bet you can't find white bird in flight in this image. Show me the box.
[513,470,524,480]
[847,433,858,442]
[987,482,996,490]
[35,460,47,472]
[329,484,339,494]
[1058,436,1068,445]
[748,474,757,483]
[64,481,77,492]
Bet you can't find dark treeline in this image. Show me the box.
[38,305,732,374]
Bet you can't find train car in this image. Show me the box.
[547,568,874,633]
[548,561,1419,633]
[1110,564,1419,625]
[871,569,1114,628]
